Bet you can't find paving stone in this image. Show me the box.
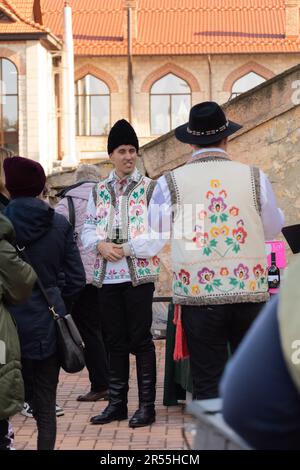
[11,341,193,450]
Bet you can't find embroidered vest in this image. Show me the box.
[167,154,269,305]
[278,257,300,394]
[92,174,160,287]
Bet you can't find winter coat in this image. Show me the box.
[4,197,86,360]
[56,181,96,284]
[0,213,37,418]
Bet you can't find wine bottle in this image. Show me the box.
[268,252,280,290]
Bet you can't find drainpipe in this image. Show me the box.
[62,0,77,168]
[207,54,212,100]
[127,5,133,124]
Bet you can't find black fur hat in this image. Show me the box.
[107,119,139,155]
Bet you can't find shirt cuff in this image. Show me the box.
[122,242,134,257]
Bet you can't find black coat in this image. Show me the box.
[0,193,9,213]
[4,197,86,360]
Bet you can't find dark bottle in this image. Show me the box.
[268,252,280,289]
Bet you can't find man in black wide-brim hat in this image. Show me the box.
[123,101,285,400]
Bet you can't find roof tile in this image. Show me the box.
[39,0,300,56]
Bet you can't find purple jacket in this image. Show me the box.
[56,182,96,284]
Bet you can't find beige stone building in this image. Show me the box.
[1,0,300,172]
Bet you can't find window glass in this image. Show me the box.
[75,74,110,136]
[231,72,266,98]
[0,58,18,153]
[151,95,170,135]
[150,73,191,135]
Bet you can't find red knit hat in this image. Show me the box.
[3,156,46,198]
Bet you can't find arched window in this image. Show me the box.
[0,58,18,153]
[230,72,266,99]
[150,73,191,135]
[75,74,110,136]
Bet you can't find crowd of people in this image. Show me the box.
[1,100,298,451]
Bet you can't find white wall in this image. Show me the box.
[25,41,57,174]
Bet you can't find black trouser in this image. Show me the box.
[182,302,265,400]
[22,353,60,450]
[0,419,13,450]
[98,282,156,407]
[72,284,108,391]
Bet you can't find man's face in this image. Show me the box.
[110,145,137,177]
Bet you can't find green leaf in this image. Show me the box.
[203,247,212,256]
[229,277,239,287]
[183,287,189,295]
[100,191,105,198]
[104,195,110,201]
[233,244,241,254]
[210,239,218,248]
[140,188,145,195]
[145,268,151,275]
[210,215,218,223]
[260,277,266,284]
[225,237,233,246]
[239,281,245,290]
[130,217,136,223]
[138,269,144,275]
[133,192,139,199]
[220,213,228,222]
[213,279,222,287]
[205,284,214,293]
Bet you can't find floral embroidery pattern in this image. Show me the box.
[136,258,161,276]
[229,263,249,290]
[220,267,229,276]
[179,269,190,285]
[152,256,160,267]
[208,197,228,223]
[104,267,131,281]
[194,180,249,257]
[95,184,111,236]
[129,185,147,236]
[173,262,266,297]
[253,264,267,289]
[174,177,267,298]
[197,268,222,294]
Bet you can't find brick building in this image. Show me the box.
[1,0,300,171]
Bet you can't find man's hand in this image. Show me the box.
[97,241,124,262]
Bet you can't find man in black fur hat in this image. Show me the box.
[82,119,161,428]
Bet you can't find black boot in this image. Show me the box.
[90,354,129,425]
[129,347,156,428]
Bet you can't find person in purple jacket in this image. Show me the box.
[56,164,109,402]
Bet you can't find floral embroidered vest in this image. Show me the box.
[92,174,160,287]
[167,153,269,305]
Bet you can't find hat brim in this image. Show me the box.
[175,120,242,145]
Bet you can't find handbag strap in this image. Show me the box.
[66,196,76,229]
[16,245,59,320]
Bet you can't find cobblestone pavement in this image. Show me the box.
[11,340,195,450]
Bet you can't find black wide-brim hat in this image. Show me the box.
[175,101,242,145]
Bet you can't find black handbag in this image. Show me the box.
[17,247,85,374]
